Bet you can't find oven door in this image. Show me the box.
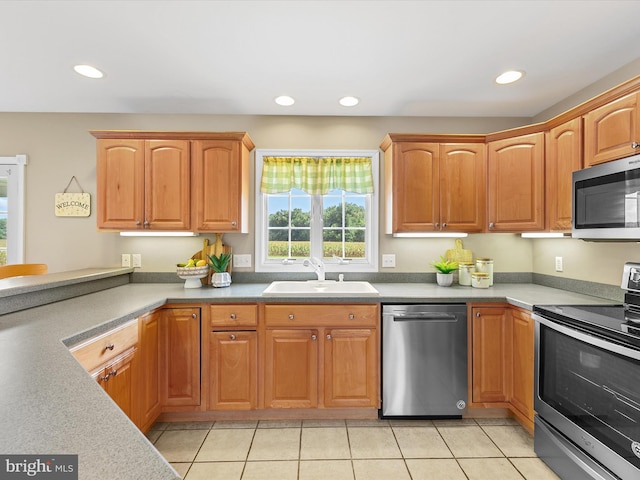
[534,314,640,480]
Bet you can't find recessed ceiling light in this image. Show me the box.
[339,96,359,107]
[495,70,524,85]
[274,95,295,106]
[73,64,104,79]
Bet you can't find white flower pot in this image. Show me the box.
[436,272,454,287]
[211,272,232,288]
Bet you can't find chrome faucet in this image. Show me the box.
[303,257,325,281]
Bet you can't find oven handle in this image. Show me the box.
[533,313,640,361]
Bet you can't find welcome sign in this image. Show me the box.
[54,192,91,217]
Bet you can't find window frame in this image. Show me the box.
[254,149,379,273]
[0,154,27,265]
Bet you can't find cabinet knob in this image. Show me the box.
[288,314,295,320]
[311,334,317,341]
[435,222,439,228]
[99,374,111,383]
[633,141,640,149]
[231,221,237,226]
[349,314,355,320]
[135,221,141,226]
[476,312,481,317]
[229,334,236,340]
[104,343,115,351]
[442,222,447,229]
[230,313,236,319]
[326,334,332,340]
[110,369,117,377]
[192,313,197,319]
[143,220,149,227]
[489,222,495,228]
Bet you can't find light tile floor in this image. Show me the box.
[147,418,561,480]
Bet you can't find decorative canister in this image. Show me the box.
[471,272,491,289]
[458,262,475,286]
[476,258,494,286]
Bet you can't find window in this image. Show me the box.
[255,149,378,273]
[0,155,27,265]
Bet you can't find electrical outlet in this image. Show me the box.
[233,254,251,268]
[132,254,142,268]
[555,256,563,272]
[382,254,396,268]
[121,254,131,268]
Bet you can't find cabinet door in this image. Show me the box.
[264,329,318,408]
[472,307,512,403]
[136,311,161,432]
[191,139,247,232]
[546,118,582,231]
[160,308,201,407]
[584,92,640,166]
[101,348,137,420]
[511,308,534,423]
[209,331,257,410]
[145,140,191,230]
[96,139,145,229]
[324,328,378,408]
[487,133,545,231]
[440,143,486,232]
[387,142,439,232]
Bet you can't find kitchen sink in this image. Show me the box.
[261,280,380,297]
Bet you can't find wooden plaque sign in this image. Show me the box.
[55,176,91,217]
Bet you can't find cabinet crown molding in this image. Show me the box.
[90,130,255,150]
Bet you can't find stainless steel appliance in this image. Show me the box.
[573,152,640,240]
[533,262,640,480]
[382,304,467,417]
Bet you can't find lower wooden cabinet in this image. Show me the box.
[264,329,319,409]
[136,310,161,432]
[510,308,535,426]
[160,307,201,407]
[263,304,379,410]
[471,306,512,404]
[209,331,258,410]
[95,347,137,419]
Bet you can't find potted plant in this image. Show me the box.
[208,252,232,287]
[431,255,458,287]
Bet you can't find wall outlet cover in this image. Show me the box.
[382,254,396,268]
[121,254,131,268]
[233,254,252,268]
[132,254,142,268]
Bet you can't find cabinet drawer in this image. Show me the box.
[210,304,257,328]
[70,319,138,372]
[264,304,378,327]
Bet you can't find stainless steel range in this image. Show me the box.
[533,262,640,480]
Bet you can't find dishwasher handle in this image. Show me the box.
[389,312,458,322]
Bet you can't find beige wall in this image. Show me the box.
[3,60,640,285]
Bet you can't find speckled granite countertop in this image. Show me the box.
[0,270,616,480]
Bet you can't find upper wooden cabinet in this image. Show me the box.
[487,132,545,232]
[92,131,254,232]
[584,92,640,166]
[381,136,486,233]
[95,138,190,230]
[546,118,582,231]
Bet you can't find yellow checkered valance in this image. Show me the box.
[260,156,374,195]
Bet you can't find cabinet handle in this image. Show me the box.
[348,314,355,320]
[231,221,237,226]
[110,369,117,377]
[143,220,149,227]
[99,373,111,383]
[435,222,439,229]
[476,312,481,317]
[104,343,115,351]
[442,222,447,229]
[192,313,197,319]
[489,222,495,228]
[288,314,295,320]
[230,313,236,320]
[135,221,141,226]
[311,334,317,341]
[229,334,236,340]
[633,141,640,149]
[326,334,332,340]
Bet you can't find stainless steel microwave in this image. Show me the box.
[573,153,640,240]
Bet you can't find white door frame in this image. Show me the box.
[0,154,27,264]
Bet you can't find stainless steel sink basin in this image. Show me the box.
[261,280,380,297]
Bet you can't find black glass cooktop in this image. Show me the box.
[533,304,640,349]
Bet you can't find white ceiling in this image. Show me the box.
[3,0,640,118]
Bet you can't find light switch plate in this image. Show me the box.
[382,254,396,268]
[121,254,131,268]
[132,254,142,268]
[555,256,563,272]
[233,254,252,268]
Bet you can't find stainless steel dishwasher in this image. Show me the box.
[382,304,468,417]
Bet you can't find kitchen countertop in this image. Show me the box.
[0,269,617,480]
